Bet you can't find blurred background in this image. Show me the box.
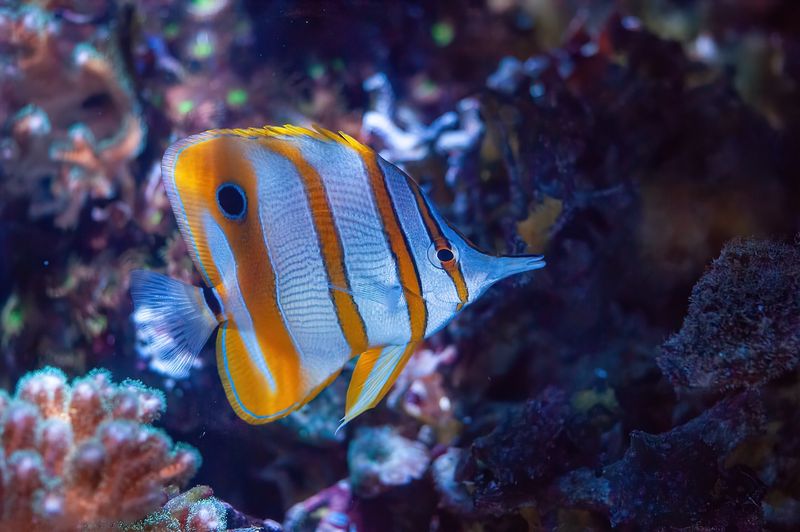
[1,0,799,530]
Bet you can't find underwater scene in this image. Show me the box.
[1,0,800,530]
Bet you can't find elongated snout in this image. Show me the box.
[487,254,546,283]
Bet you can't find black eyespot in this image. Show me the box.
[436,248,455,262]
[217,183,246,220]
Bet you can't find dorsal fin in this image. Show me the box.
[207,124,372,153]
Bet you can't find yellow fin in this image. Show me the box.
[340,342,419,429]
[206,123,373,153]
[216,322,339,424]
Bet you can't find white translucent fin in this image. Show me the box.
[130,270,220,378]
[328,279,431,314]
[328,281,402,314]
[339,343,414,431]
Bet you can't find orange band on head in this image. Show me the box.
[173,136,302,417]
[408,180,469,309]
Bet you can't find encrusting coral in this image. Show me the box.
[658,238,800,392]
[0,367,199,530]
[132,483,284,531]
[558,390,766,529]
[132,485,227,532]
[347,426,430,499]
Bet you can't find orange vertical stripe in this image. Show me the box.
[357,148,428,341]
[174,136,302,419]
[265,139,369,357]
[344,147,429,414]
[407,179,469,310]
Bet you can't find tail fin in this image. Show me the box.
[130,270,220,378]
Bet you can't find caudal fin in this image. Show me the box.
[130,270,220,378]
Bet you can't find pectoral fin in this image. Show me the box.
[329,278,450,313]
[329,280,404,314]
[130,270,220,378]
[339,342,419,429]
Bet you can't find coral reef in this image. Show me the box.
[2,0,800,529]
[135,484,283,531]
[286,426,435,531]
[0,3,145,229]
[135,486,228,532]
[558,391,766,529]
[347,426,430,499]
[386,345,459,441]
[454,388,581,515]
[658,239,800,392]
[0,366,199,529]
[283,480,352,532]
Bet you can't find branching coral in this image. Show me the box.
[658,239,800,392]
[0,4,145,228]
[0,367,199,530]
[361,72,484,173]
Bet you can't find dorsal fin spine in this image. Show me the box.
[202,124,373,153]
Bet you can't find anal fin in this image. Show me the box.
[340,342,419,429]
[216,321,344,425]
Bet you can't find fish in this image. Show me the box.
[130,125,545,426]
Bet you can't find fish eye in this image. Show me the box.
[427,241,459,270]
[217,183,247,221]
[436,248,455,262]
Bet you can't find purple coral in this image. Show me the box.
[456,388,581,514]
[658,239,800,392]
[558,391,766,529]
[0,367,199,529]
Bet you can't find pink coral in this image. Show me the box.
[284,480,353,532]
[388,345,460,440]
[0,4,145,229]
[0,367,199,529]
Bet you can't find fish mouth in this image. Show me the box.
[488,254,546,283]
